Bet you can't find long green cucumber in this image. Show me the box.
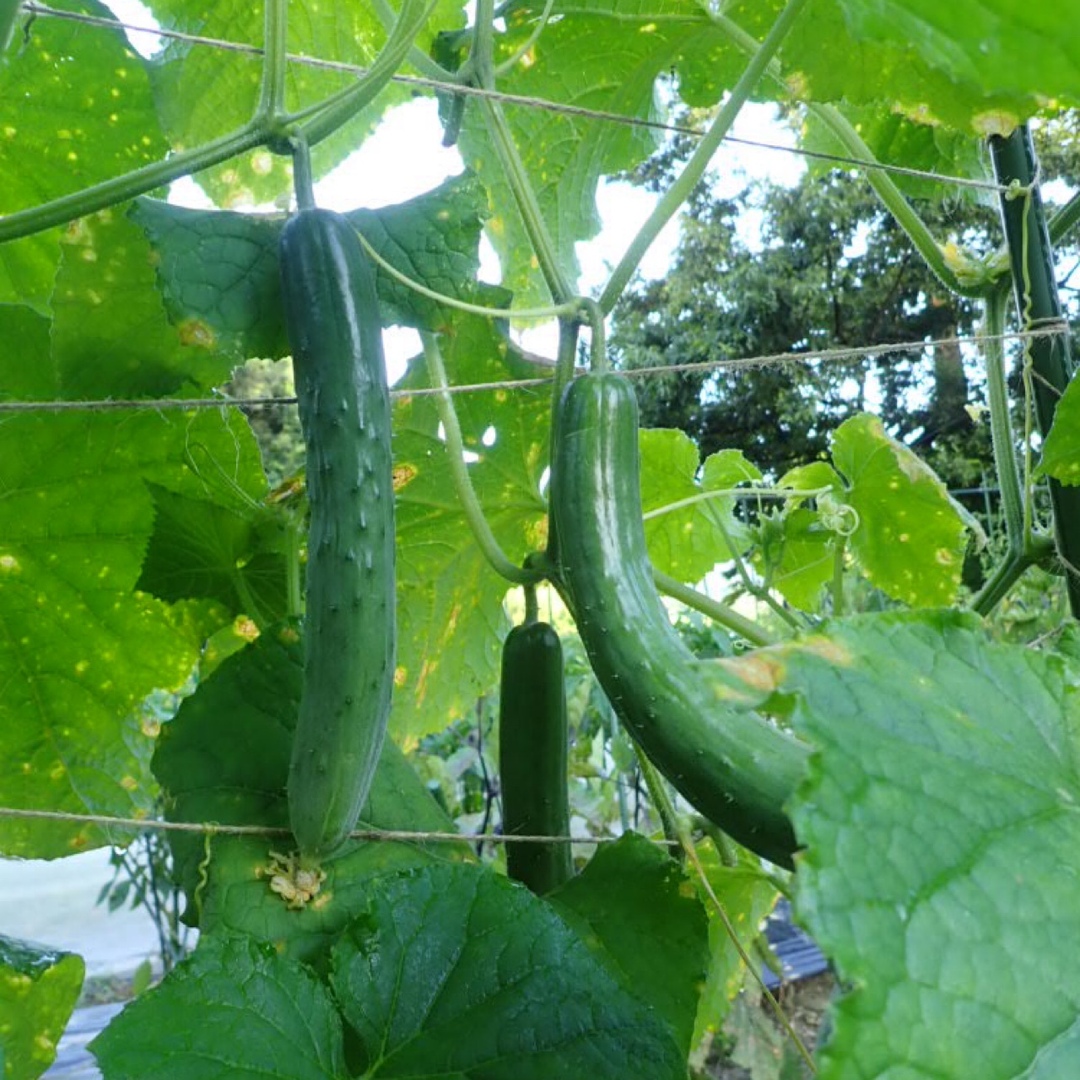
[499,620,573,894]
[279,208,395,862]
[550,373,806,867]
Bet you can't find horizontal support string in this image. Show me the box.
[0,805,677,847]
[0,324,1066,415]
[20,1,1013,197]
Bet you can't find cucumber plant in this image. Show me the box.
[278,207,396,864]
[3,1,1080,1078]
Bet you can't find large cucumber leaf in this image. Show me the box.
[150,622,466,967]
[91,933,345,1080]
[330,861,687,1078]
[719,611,1080,1078]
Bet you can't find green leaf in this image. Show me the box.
[151,622,463,965]
[128,200,286,363]
[131,173,500,363]
[834,0,1080,122]
[548,832,710,1056]
[1038,375,1080,485]
[766,612,1080,1079]
[0,235,61,314]
[799,101,989,201]
[0,0,167,215]
[0,304,54,400]
[329,861,687,1078]
[0,934,84,1080]
[90,933,345,1080]
[755,508,835,612]
[147,0,465,205]
[0,407,262,857]
[391,317,550,739]
[787,0,1058,135]
[52,211,234,399]
[831,413,968,606]
[459,0,738,304]
[136,484,290,627]
[640,432,757,581]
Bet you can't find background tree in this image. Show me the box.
[609,141,1015,487]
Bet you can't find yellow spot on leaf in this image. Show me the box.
[178,318,216,349]
[393,463,418,491]
[972,110,1019,139]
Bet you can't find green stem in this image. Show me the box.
[421,331,545,585]
[714,512,805,631]
[580,298,607,373]
[370,0,453,80]
[710,10,989,301]
[291,134,316,210]
[642,485,831,520]
[830,536,846,617]
[232,569,268,631]
[493,0,555,78]
[523,583,539,624]
[806,104,990,299]
[972,546,1044,616]
[1049,188,1080,248]
[481,95,573,302]
[354,228,581,321]
[551,316,580,414]
[599,0,811,314]
[652,568,775,647]
[983,288,1024,553]
[635,747,682,858]
[471,0,498,90]
[698,818,740,868]
[296,0,435,148]
[0,122,266,243]
[257,0,289,124]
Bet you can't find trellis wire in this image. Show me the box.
[0,324,1067,415]
[21,0,1012,197]
[0,805,679,847]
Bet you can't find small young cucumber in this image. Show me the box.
[550,372,807,867]
[499,620,573,894]
[279,208,395,862]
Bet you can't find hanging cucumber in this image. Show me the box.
[549,372,807,867]
[499,618,573,895]
[279,208,395,863]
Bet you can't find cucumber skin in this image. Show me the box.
[499,621,573,895]
[280,209,395,862]
[550,373,806,867]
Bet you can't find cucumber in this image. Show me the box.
[279,208,395,862]
[499,620,573,894]
[549,373,806,867]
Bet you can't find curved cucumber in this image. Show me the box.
[280,208,395,862]
[550,373,806,867]
[499,620,573,894]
